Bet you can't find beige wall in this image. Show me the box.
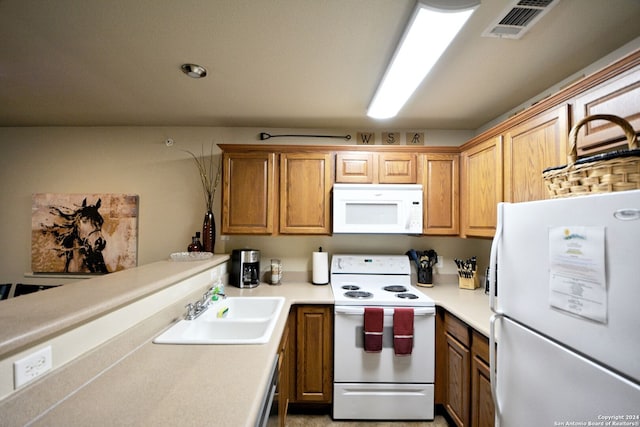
[0,126,489,286]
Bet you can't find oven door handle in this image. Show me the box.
[334,306,435,316]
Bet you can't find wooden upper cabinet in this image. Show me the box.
[503,105,569,203]
[421,153,459,235]
[280,152,332,234]
[335,152,417,183]
[378,152,417,183]
[573,64,640,155]
[460,136,503,238]
[221,152,276,234]
[335,152,374,183]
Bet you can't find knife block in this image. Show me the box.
[459,272,479,290]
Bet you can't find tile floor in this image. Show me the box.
[285,414,450,426]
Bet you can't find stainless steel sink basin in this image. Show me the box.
[153,297,285,345]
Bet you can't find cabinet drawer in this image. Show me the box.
[471,330,490,365]
[444,312,470,347]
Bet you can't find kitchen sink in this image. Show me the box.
[153,297,285,345]
[198,296,285,321]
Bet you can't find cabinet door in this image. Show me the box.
[503,105,569,203]
[573,65,640,155]
[445,333,471,427]
[335,152,374,183]
[422,153,459,235]
[378,152,417,183]
[279,153,332,234]
[275,311,293,427]
[460,136,503,238]
[221,152,276,234]
[471,332,495,427]
[294,305,333,403]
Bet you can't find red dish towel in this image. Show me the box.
[393,308,414,356]
[364,307,384,353]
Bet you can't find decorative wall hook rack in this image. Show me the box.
[259,132,351,141]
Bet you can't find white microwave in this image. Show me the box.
[332,184,423,234]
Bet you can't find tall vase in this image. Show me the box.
[202,210,215,253]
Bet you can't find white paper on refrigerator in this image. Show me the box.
[548,226,607,323]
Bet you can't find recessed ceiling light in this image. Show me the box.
[181,63,207,79]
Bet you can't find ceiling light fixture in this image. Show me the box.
[181,63,207,79]
[367,0,479,120]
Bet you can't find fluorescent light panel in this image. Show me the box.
[367,0,478,119]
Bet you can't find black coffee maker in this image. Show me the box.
[230,249,260,288]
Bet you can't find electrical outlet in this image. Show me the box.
[437,256,443,266]
[14,346,52,388]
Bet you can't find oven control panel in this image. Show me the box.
[331,255,411,275]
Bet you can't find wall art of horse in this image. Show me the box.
[32,193,138,274]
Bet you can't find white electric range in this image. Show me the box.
[330,254,436,421]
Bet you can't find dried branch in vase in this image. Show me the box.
[184,143,221,212]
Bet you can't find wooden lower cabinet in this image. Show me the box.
[443,311,471,427]
[471,330,495,427]
[274,310,294,427]
[290,305,333,404]
[437,309,494,427]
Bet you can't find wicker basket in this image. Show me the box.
[542,114,639,198]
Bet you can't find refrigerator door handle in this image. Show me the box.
[489,203,504,312]
[490,312,502,427]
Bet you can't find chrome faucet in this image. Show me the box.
[184,285,225,320]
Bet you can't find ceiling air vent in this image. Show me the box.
[482,0,559,39]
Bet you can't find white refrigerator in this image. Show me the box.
[489,190,640,427]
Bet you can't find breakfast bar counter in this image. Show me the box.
[0,260,493,427]
[0,258,333,427]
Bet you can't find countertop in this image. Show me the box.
[0,255,232,358]
[415,281,493,337]
[0,266,491,427]
[0,279,334,427]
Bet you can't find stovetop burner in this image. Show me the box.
[344,291,373,299]
[331,254,435,307]
[383,285,407,293]
[396,293,419,299]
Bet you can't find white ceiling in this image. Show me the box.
[1,0,640,130]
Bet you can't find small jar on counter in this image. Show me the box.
[187,232,203,252]
[270,259,282,285]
